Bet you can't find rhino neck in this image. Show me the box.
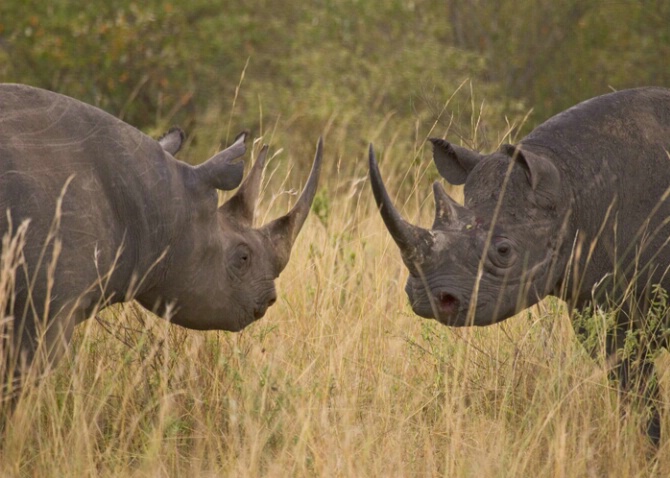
[103,152,193,305]
[131,164,216,314]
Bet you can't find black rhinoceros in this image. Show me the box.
[0,84,322,392]
[370,87,670,445]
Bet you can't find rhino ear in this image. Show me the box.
[429,138,483,185]
[194,131,247,191]
[158,127,185,156]
[502,144,561,207]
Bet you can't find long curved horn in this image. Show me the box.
[368,144,433,262]
[262,137,323,274]
[221,144,268,227]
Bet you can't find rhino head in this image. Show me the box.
[369,139,570,326]
[136,135,323,332]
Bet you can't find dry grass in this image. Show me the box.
[1,127,670,477]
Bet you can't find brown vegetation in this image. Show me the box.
[1,0,669,475]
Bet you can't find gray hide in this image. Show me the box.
[0,84,322,386]
[369,87,670,445]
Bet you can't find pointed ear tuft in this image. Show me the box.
[429,138,483,185]
[158,126,185,156]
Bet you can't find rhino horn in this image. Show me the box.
[222,144,269,227]
[262,137,324,274]
[368,144,433,263]
[432,181,471,229]
[194,131,247,191]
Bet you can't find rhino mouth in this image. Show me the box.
[431,292,469,326]
[252,298,276,320]
[251,287,278,321]
[236,310,266,330]
[407,284,467,325]
[435,291,460,318]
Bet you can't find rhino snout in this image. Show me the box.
[435,291,460,317]
[406,279,464,324]
[253,287,278,319]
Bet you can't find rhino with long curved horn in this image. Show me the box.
[369,87,670,446]
[0,84,322,401]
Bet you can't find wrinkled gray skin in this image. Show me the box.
[0,84,322,390]
[370,87,670,445]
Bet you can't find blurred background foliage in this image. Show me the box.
[0,0,668,178]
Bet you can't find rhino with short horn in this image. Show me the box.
[0,84,322,387]
[370,87,670,445]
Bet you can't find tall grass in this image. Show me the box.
[1,111,669,478]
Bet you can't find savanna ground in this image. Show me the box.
[3,126,670,477]
[2,1,670,476]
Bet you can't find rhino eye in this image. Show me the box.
[490,237,516,268]
[231,244,252,273]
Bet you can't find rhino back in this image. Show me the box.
[0,84,189,317]
[521,87,670,302]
